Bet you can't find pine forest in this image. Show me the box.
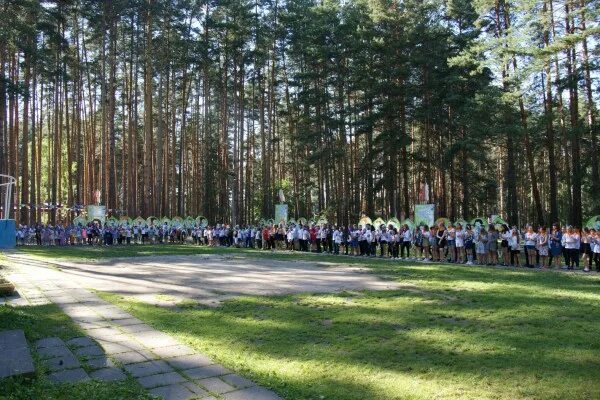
[0,0,599,227]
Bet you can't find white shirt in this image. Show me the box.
[525,232,537,246]
[403,230,412,242]
[333,231,342,244]
[564,233,580,249]
[455,230,464,247]
[509,235,519,250]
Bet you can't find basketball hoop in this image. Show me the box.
[0,174,16,220]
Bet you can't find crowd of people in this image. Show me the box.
[15,220,600,272]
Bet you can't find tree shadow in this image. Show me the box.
[108,282,600,400]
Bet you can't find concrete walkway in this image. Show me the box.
[5,261,282,400]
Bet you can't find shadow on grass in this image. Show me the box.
[0,304,151,400]
[102,277,600,400]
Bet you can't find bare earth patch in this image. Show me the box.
[8,254,400,307]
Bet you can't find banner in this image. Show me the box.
[415,204,435,227]
[87,205,106,224]
[275,204,288,224]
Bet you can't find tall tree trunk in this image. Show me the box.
[143,0,154,216]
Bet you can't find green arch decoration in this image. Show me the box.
[358,216,372,228]
[387,217,400,229]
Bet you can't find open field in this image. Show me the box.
[4,246,600,399]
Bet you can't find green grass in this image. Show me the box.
[16,244,247,260]
[0,304,150,400]
[96,261,600,400]
[11,245,600,399]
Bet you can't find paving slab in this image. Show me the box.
[197,377,236,394]
[148,383,197,400]
[0,330,35,379]
[0,329,30,351]
[181,381,210,397]
[98,340,144,354]
[84,355,115,370]
[151,344,195,359]
[182,364,231,380]
[119,323,155,334]
[47,367,90,383]
[125,360,174,378]
[111,317,145,326]
[221,373,257,389]
[112,350,156,365]
[135,331,180,349]
[8,297,29,307]
[0,347,36,378]
[93,306,132,320]
[85,328,128,342]
[78,321,113,330]
[66,337,97,348]
[43,354,81,372]
[137,371,188,389]
[90,367,127,381]
[221,386,282,400]
[37,345,72,359]
[74,345,105,357]
[166,354,214,370]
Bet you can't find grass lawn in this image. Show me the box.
[15,243,245,260]
[0,304,150,400]
[9,246,600,399]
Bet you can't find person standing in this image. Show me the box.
[401,224,412,260]
[486,225,499,265]
[447,224,456,263]
[455,224,465,264]
[592,230,600,272]
[549,224,562,268]
[365,226,374,257]
[436,224,447,262]
[475,227,488,265]
[537,227,549,269]
[524,226,538,268]
[509,229,521,267]
[379,225,388,258]
[422,225,431,261]
[582,228,593,271]
[500,226,511,266]
[563,226,580,270]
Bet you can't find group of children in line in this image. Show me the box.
[16,220,600,272]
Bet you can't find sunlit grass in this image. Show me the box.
[11,245,600,398]
[98,262,600,400]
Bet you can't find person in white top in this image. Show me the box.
[563,226,580,270]
[302,227,310,252]
[401,225,412,259]
[422,226,431,261]
[537,227,549,269]
[333,228,343,255]
[592,230,600,272]
[286,227,295,251]
[364,228,373,257]
[509,228,521,267]
[524,226,538,268]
